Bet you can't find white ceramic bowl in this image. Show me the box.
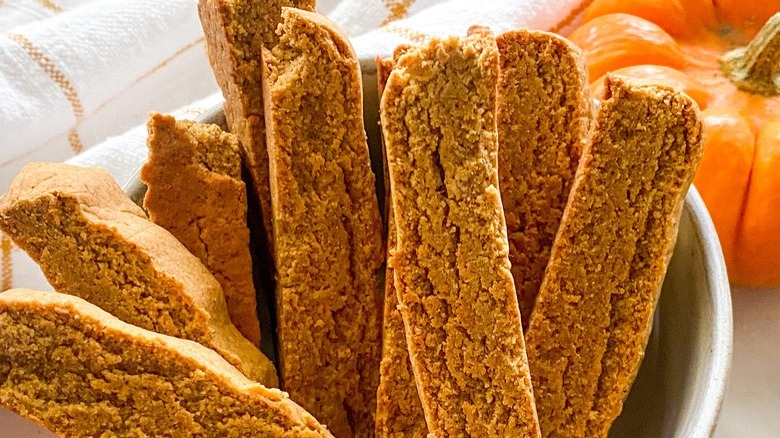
[1,57,733,437]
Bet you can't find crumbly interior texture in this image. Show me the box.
[374,52,428,438]
[0,163,277,387]
[198,0,316,252]
[496,29,591,326]
[0,289,332,438]
[524,75,704,437]
[380,28,541,437]
[141,113,261,346]
[263,9,383,438]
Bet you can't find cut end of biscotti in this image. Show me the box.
[0,289,332,437]
[601,73,704,162]
[186,120,242,180]
[271,8,357,65]
[391,28,497,80]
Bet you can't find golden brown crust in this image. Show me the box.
[197,0,316,256]
[524,75,704,437]
[381,29,541,437]
[141,113,261,347]
[0,289,332,437]
[496,29,591,326]
[262,8,383,438]
[374,53,428,438]
[0,162,277,387]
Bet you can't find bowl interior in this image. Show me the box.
[122,57,731,437]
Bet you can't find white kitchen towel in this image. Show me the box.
[0,0,591,292]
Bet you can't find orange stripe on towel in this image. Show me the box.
[36,0,63,13]
[381,0,417,26]
[68,128,84,154]
[549,0,594,34]
[378,25,429,44]
[7,32,85,154]
[1,234,13,292]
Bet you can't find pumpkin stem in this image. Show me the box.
[720,13,780,96]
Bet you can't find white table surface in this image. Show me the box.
[0,286,777,437]
[714,286,780,438]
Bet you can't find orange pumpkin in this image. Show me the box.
[570,1,780,287]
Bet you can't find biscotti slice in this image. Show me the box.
[198,0,316,252]
[496,29,591,326]
[374,49,428,438]
[0,289,332,437]
[524,75,704,437]
[141,113,261,346]
[0,163,277,387]
[262,8,383,438]
[381,28,541,437]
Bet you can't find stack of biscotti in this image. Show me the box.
[200,4,385,437]
[0,162,277,387]
[0,163,345,435]
[375,29,591,437]
[377,28,703,438]
[0,5,705,436]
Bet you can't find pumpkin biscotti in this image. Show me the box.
[497,29,591,325]
[262,8,383,438]
[381,28,541,437]
[198,0,316,248]
[141,113,261,346]
[0,289,332,438]
[374,50,428,438]
[0,163,277,387]
[525,75,704,437]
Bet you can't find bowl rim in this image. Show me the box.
[680,185,733,437]
[122,66,733,436]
